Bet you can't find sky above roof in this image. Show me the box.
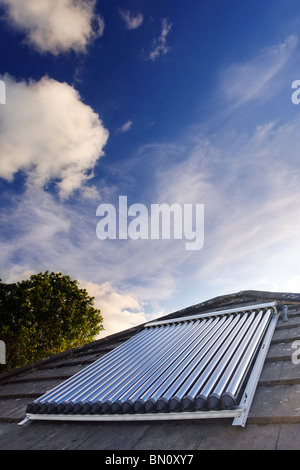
[1,0,300,337]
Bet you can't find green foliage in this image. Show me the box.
[0,272,104,372]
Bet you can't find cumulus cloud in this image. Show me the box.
[149,18,172,61]
[0,75,109,199]
[119,9,143,30]
[0,0,104,55]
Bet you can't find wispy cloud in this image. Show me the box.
[149,18,172,61]
[220,35,298,107]
[0,186,181,332]
[119,9,143,30]
[191,116,300,293]
[0,0,104,55]
[0,188,147,338]
[117,120,133,133]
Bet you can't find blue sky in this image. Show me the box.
[1,0,300,336]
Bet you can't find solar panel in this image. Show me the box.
[22,302,278,426]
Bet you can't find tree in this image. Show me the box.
[0,272,104,372]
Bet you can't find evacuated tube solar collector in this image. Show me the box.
[25,303,277,426]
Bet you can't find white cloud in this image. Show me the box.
[79,281,147,337]
[0,0,104,55]
[119,9,143,30]
[221,35,298,107]
[0,189,78,295]
[0,75,109,199]
[133,109,300,298]
[190,118,300,291]
[0,190,147,338]
[149,18,172,61]
[118,120,133,133]
[0,184,182,304]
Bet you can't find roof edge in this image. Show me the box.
[156,289,300,323]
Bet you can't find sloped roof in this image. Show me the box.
[0,290,300,450]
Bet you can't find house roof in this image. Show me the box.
[0,290,300,450]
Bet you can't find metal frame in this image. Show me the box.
[19,407,244,426]
[144,302,277,327]
[232,308,279,426]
